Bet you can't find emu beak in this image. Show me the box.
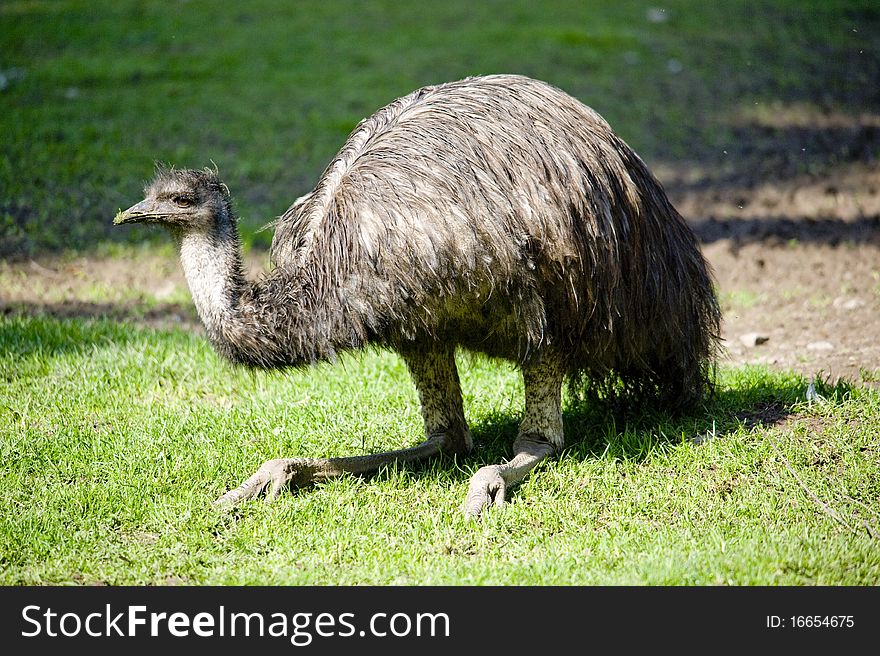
[113,199,161,225]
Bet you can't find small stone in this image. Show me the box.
[832,297,865,311]
[666,58,683,74]
[646,8,669,23]
[739,332,769,348]
[806,341,834,351]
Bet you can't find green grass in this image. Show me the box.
[1,315,877,585]
[2,0,879,586]
[2,0,877,255]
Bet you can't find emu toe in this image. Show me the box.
[463,465,508,518]
[214,458,318,506]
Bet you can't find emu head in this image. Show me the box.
[114,167,233,233]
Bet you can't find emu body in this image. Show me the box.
[116,74,720,516]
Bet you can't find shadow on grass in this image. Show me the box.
[445,373,855,474]
[1,313,853,508]
[690,215,880,247]
[2,301,198,333]
[0,311,188,359]
[218,369,861,513]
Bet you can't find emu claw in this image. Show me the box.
[463,465,507,519]
[213,458,316,506]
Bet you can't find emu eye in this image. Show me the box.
[173,195,194,208]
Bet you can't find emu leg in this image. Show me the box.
[463,350,564,518]
[214,347,470,505]
[401,346,472,456]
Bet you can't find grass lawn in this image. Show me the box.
[1,1,879,585]
[1,315,878,585]
[2,0,875,254]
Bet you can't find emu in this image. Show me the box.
[115,74,720,517]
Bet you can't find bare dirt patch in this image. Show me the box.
[703,238,880,386]
[663,130,880,387]
[0,250,269,333]
[5,217,877,389]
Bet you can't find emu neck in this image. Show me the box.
[174,219,367,370]
[176,224,246,338]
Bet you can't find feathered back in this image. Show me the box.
[267,75,720,410]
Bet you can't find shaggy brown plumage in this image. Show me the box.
[116,74,720,516]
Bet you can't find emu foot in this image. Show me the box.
[213,458,320,506]
[462,440,556,519]
[463,465,507,519]
[213,436,448,507]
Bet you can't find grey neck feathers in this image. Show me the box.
[175,222,248,350]
[175,219,368,370]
